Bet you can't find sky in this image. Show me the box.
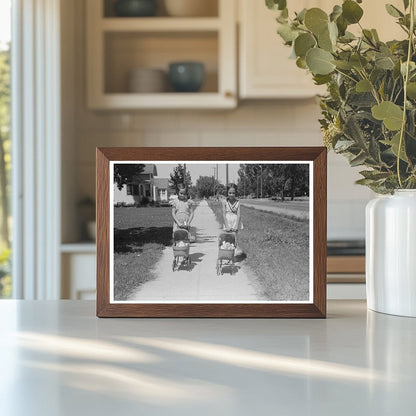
[0,0,11,49]
[154,162,240,185]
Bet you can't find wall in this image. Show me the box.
[61,0,374,243]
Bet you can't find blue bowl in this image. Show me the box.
[114,0,157,17]
[168,62,205,93]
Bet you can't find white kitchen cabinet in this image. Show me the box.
[61,245,96,300]
[238,0,404,99]
[86,0,237,109]
[238,0,325,99]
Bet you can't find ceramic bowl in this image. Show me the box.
[114,0,158,17]
[168,62,205,92]
[128,68,167,93]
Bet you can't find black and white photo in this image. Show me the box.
[110,161,313,304]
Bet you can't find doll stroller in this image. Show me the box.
[172,228,191,272]
[216,232,236,275]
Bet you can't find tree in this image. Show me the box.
[287,164,309,199]
[195,176,220,198]
[237,164,261,196]
[0,45,10,248]
[238,163,309,201]
[169,164,192,194]
[113,164,145,190]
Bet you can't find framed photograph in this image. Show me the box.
[96,147,327,318]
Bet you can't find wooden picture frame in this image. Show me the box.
[96,147,327,317]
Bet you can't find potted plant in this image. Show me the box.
[266,0,416,316]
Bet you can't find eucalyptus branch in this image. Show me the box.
[393,85,404,103]
[390,79,398,101]
[334,68,359,84]
[397,0,415,188]
[358,69,381,104]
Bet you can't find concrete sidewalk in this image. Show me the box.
[128,200,259,302]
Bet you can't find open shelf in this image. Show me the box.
[102,17,221,31]
[103,0,219,18]
[87,0,236,109]
[104,31,218,94]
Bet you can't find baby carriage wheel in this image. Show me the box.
[216,259,221,276]
[172,258,176,272]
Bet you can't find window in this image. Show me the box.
[126,184,139,195]
[0,0,11,298]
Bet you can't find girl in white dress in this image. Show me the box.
[222,185,243,251]
[172,184,194,233]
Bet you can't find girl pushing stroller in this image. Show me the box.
[171,184,194,271]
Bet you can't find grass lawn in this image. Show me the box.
[208,201,309,301]
[114,207,172,300]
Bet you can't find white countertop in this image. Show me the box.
[0,300,415,415]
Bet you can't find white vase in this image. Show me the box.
[366,189,416,317]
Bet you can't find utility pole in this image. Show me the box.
[260,164,263,199]
[226,163,229,187]
[212,167,216,197]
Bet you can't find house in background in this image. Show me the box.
[153,178,171,203]
[113,164,172,206]
[114,164,158,206]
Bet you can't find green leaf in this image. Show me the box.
[372,101,404,131]
[371,29,380,43]
[344,115,367,147]
[333,60,353,70]
[363,29,376,46]
[277,23,299,43]
[318,27,334,52]
[407,82,416,99]
[296,57,308,69]
[266,0,287,11]
[306,48,335,75]
[350,54,368,70]
[336,15,348,36]
[385,4,404,18]
[355,178,378,186]
[389,132,409,162]
[294,33,316,58]
[393,60,402,79]
[342,0,364,24]
[401,61,416,76]
[313,74,332,85]
[360,170,391,181]
[350,152,367,167]
[369,136,382,163]
[339,31,356,43]
[356,79,372,92]
[330,5,342,22]
[328,21,338,45]
[334,140,355,151]
[304,8,329,35]
[403,0,410,10]
[276,14,287,24]
[375,55,395,70]
[296,8,307,23]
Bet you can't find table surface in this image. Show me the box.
[1,300,415,416]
